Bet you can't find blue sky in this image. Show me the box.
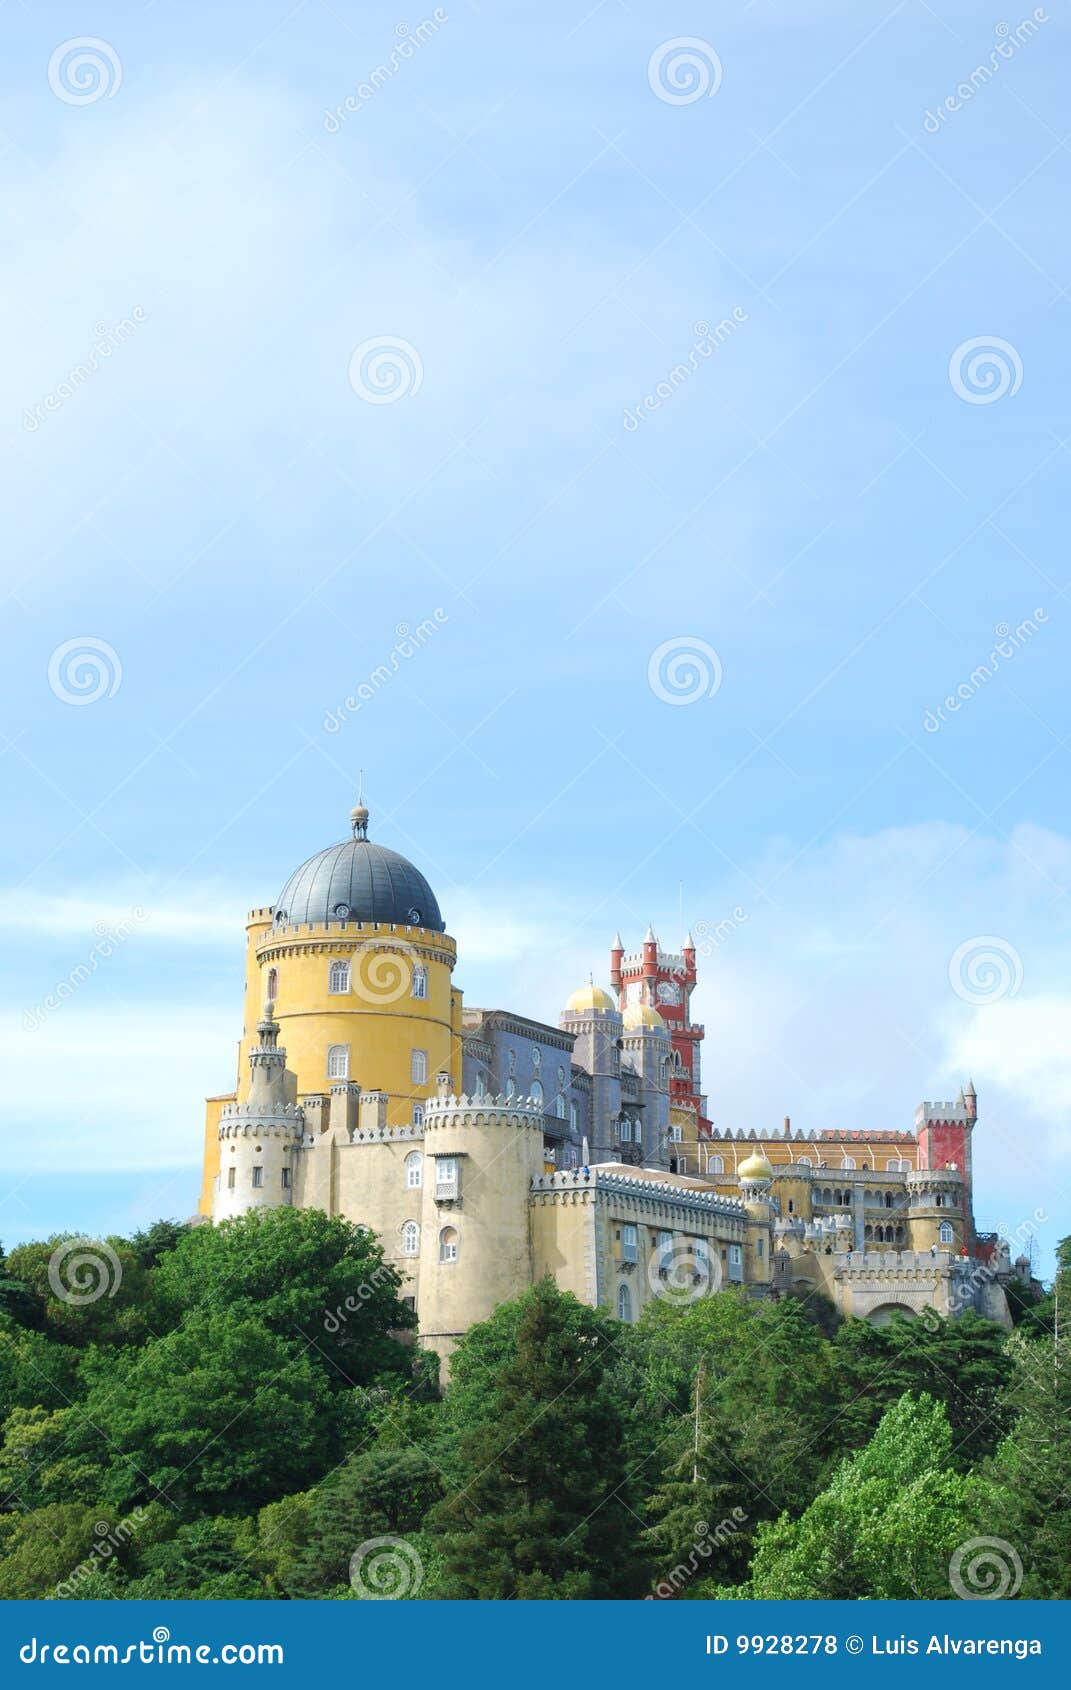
[0,0,1068,1277]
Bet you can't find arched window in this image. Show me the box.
[617,1283,632,1322]
[797,1155,812,1166]
[885,1192,894,1209]
[505,1076,516,1099]
[412,1104,424,1128]
[618,1119,632,1143]
[563,1145,578,1170]
[475,1072,487,1100]
[405,1151,422,1189]
[266,967,278,1000]
[530,1079,544,1106]
[411,1049,428,1085]
[939,1221,954,1245]
[708,1155,724,1174]
[329,960,350,994]
[411,965,428,1000]
[887,1157,908,1171]
[327,1044,349,1080]
[439,1226,459,1263]
[840,1155,856,1170]
[555,1093,567,1119]
[400,1221,419,1256]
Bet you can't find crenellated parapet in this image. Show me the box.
[422,1094,545,1131]
[915,1099,969,1128]
[219,1101,304,1141]
[531,1166,746,1223]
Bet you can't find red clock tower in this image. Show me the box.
[610,928,708,1132]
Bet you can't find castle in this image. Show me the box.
[198,797,1020,1363]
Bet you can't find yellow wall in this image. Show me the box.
[241,917,458,1118]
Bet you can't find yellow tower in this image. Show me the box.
[198,797,460,1214]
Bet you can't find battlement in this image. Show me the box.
[531,1166,745,1219]
[423,1093,545,1129]
[916,1100,969,1126]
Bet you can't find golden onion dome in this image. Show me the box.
[738,1149,774,1182]
[621,1002,666,1032]
[565,982,617,1014]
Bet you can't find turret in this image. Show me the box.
[214,1000,304,1221]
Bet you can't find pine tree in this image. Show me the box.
[642,1360,751,1595]
[429,1280,640,1598]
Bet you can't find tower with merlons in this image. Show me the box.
[610,927,707,1133]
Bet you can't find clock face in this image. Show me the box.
[657,980,681,1005]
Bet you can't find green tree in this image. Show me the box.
[5,1235,153,1348]
[70,1309,361,1516]
[150,1208,415,1385]
[428,1280,640,1599]
[0,1503,126,1599]
[642,1360,752,1594]
[737,1395,986,1599]
[981,1325,1071,1597]
[128,1218,190,1269]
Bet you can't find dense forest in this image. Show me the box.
[0,1209,1065,1601]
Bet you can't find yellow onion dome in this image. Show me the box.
[565,982,616,1014]
[738,1149,774,1182]
[621,1002,666,1032]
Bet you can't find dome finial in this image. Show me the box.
[351,773,369,840]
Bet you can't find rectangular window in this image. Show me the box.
[757,1238,764,1257]
[435,1157,458,1198]
[412,966,428,1000]
[728,1242,743,1282]
[412,1103,424,1127]
[411,1049,428,1085]
[622,1223,638,1264]
[281,1167,291,1188]
[669,1125,683,1142]
[618,1119,632,1143]
[251,1165,264,1189]
[658,1229,673,1270]
[227,1166,235,1190]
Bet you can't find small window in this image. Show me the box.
[840,1155,856,1170]
[505,1077,516,1099]
[251,1165,264,1189]
[657,1229,673,1269]
[617,1283,633,1322]
[475,1073,487,1100]
[405,1151,423,1189]
[939,1222,954,1245]
[618,1119,632,1143]
[531,1045,541,1069]
[797,1155,812,1167]
[401,1220,420,1256]
[411,966,428,1000]
[328,960,350,994]
[887,1157,908,1171]
[327,1044,349,1080]
[281,1167,291,1188]
[669,1124,683,1142]
[412,1103,424,1128]
[563,1145,578,1170]
[439,1226,458,1263]
[555,1093,567,1120]
[411,1049,428,1086]
[266,966,278,1000]
[227,1166,236,1189]
[531,1079,544,1106]
[622,1223,638,1264]
[757,1238,764,1257]
[570,1101,579,1131]
[708,1154,724,1174]
[436,1157,458,1197]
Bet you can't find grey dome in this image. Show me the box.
[274,837,444,931]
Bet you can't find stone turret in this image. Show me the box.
[415,1092,545,1367]
[214,1000,303,1221]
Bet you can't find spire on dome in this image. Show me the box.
[350,776,370,840]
